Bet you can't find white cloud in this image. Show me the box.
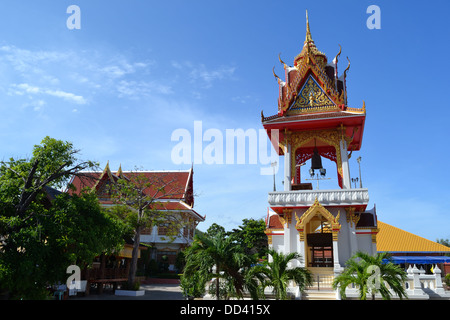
[96,57,154,80]
[46,89,86,104]
[0,45,74,77]
[190,65,236,86]
[171,60,236,88]
[0,44,158,104]
[0,44,238,115]
[9,83,87,105]
[232,95,253,104]
[116,79,173,98]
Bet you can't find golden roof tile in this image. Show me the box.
[377,221,450,253]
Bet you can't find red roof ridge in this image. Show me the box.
[116,169,192,173]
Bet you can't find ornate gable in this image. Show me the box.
[93,161,119,200]
[288,73,338,114]
[270,11,353,117]
[295,198,341,232]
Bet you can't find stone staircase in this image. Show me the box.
[302,288,336,300]
[302,268,336,300]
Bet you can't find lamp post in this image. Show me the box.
[357,156,362,188]
[351,177,359,189]
[271,161,277,191]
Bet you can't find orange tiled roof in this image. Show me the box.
[68,170,191,200]
[266,213,283,229]
[377,221,450,253]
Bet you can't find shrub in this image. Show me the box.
[122,280,141,291]
[146,259,158,276]
[444,274,450,287]
[180,273,206,299]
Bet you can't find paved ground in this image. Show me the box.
[74,283,184,300]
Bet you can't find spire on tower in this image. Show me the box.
[295,10,326,67]
[305,10,313,44]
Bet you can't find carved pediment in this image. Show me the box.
[288,74,338,114]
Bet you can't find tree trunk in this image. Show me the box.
[128,228,141,288]
[216,263,220,300]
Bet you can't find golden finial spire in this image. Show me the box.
[103,160,110,172]
[305,10,313,44]
[117,164,123,177]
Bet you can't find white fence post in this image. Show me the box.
[432,264,446,295]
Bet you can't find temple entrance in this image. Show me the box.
[295,199,341,272]
[307,233,333,267]
[305,218,333,268]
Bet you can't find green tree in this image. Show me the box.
[108,169,188,289]
[437,238,450,247]
[49,192,126,268]
[182,231,251,300]
[254,249,312,300]
[0,136,96,220]
[205,223,227,238]
[0,137,123,299]
[332,251,408,300]
[231,218,267,258]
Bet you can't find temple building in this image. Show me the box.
[262,12,450,299]
[68,163,205,272]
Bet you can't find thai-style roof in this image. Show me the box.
[66,163,204,222]
[262,11,366,154]
[376,221,450,253]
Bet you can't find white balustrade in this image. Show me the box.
[268,188,370,207]
[340,264,449,300]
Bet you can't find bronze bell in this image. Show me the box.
[311,147,323,170]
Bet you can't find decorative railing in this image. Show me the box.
[342,264,449,300]
[268,188,369,207]
[403,264,448,298]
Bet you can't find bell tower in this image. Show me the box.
[263,11,377,276]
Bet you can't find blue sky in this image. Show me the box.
[0,1,449,242]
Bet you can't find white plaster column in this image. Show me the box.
[339,139,351,189]
[298,233,306,268]
[346,214,358,256]
[371,234,378,255]
[283,215,291,255]
[284,142,291,191]
[332,236,342,273]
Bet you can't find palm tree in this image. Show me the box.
[182,231,250,300]
[332,251,408,300]
[255,249,312,300]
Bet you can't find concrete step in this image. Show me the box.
[310,281,333,288]
[302,289,336,300]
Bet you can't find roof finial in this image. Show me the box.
[104,160,110,172]
[278,53,288,69]
[305,10,313,44]
[272,66,281,83]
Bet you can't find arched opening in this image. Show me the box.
[291,135,343,190]
[296,199,340,269]
[306,216,333,267]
